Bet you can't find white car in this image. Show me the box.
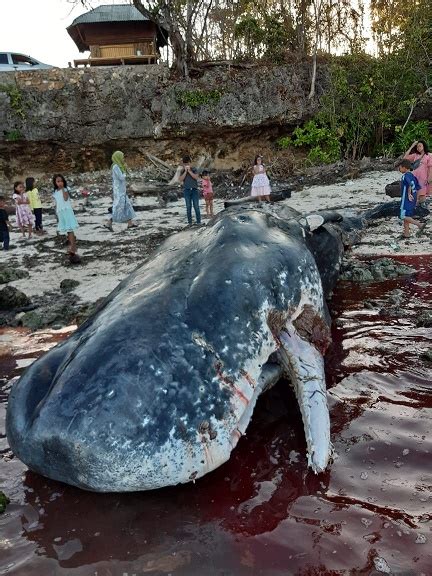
[0,52,52,71]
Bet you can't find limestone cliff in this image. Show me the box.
[0,62,322,179]
[0,62,324,178]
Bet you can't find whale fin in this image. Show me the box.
[299,211,344,232]
[277,323,332,473]
[299,214,326,231]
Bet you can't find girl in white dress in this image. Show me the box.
[250,155,271,202]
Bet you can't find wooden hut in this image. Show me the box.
[67,4,168,67]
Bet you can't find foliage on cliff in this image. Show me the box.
[277,0,431,163]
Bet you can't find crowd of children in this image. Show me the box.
[1,151,430,253]
[0,173,79,261]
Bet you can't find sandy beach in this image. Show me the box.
[1,169,430,310]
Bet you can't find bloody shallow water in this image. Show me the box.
[0,255,431,576]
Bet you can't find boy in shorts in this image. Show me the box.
[398,159,426,238]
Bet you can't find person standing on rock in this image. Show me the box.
[250,155,271,202]
[13,181,34,240]
[179,155,201,226]
[105,151,138,231]
[53,174,80,260]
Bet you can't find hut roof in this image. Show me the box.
[67,4,168,51]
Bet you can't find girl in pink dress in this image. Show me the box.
[13,181,34,239]
[251,155,271,202]
[403,140,432,203]
[201,170,214,217]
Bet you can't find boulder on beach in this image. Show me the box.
[0,286,31,310]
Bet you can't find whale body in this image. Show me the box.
[7,203,360,492]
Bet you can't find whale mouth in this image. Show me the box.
[276,323,332,473]
[265,304,333,473]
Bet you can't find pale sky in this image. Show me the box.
[0,0,129,68]
[1,0,375,68]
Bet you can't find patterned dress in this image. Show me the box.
[111,165,136,223]
[251,165,271,197]
[13,193,34,227]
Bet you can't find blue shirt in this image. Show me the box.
[400,172,420,218]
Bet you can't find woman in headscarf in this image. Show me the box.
[104,151,137,231]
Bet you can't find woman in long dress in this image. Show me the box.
[105,151,137,231]
[250,155,271,202]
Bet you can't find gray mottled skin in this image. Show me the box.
[7,202,371,492]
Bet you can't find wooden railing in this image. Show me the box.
[75,42,157,67]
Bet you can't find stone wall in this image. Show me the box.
[0,62,321,178]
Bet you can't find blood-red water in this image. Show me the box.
[0,256,431,576]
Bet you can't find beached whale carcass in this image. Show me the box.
[7,203,356,492]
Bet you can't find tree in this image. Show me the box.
[131,0,213,77]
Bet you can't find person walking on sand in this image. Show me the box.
[201,170,214,218]
[250,155,271,202]
[53,174,80,259]
[26,176,45,235]
[13,181,34,239]
[397,160,426,239]
[179,155,201,226]
[105,151,137,231]
[403,139,432,204]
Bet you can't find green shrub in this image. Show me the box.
[4,129,22,141]
[0,491,9,514]
[277,120,341,164]
[0,84,25,118]
[392,121,431,155]
[176,89,222,109]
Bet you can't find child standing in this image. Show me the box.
[398,159,426,238]
[13,181,34,239]
[201,170,214,217]
[0,196,12,250]
[26,177,44,234]
[250,155,271,202]
[52,174,79,257]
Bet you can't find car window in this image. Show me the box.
[0,53,9,64]
[11,54,37,66]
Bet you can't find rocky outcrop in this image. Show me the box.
[0,286,31,310]
[0,62,322,178]
[340,258,416,282]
